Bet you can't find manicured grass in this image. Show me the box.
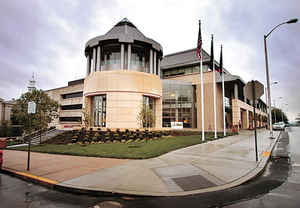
[10,136,205,159]
[10,133,235,159]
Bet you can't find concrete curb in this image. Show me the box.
[1,132,281,197]
[0,167,57,189]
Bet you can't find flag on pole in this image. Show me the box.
[196,21,202,60]
[219,45,226,136]
[196,20,205,141]
[217,45,223,75]
[210,35,214,70]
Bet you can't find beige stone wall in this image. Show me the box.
[106,92,142,128]
[4,104,13,122]
[83,70,162,129]
[0,101,14,124]
[45,83,83,129]
[84,70,162,96]
[232,98,268,129]
[0,101,3,123]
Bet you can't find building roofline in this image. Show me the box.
[161,60,211,70]
[164,47,209,58]
[162,47,230,75]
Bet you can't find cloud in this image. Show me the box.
[0,0,117,97]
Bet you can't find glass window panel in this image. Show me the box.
[162,80,194,128]
[93,95,106,127]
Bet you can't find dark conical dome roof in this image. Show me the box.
[115,18,137,28]
[85,18,163,54]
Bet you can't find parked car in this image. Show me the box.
[273,122,285,130]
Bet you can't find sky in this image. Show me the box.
[0,0,299,121]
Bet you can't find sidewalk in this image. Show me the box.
[2,129,279,196]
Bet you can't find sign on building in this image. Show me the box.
[171,122,183,129]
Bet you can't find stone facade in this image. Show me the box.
[0,98,14,124]
[45,82,84,129]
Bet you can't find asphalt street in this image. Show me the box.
[224,127,300,208]
[0,127,298,208]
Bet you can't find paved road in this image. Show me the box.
[225,127,300,208]
[0,172,100,208]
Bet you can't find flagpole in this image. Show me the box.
[222,71,226,136]
[200,50,205,141]
[212,35,217,139]
[220,45,226,137]
[197,20,205,141]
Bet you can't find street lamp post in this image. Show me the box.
[278,97,283,122]
[273,99,277,123]
[270,81,279,124]
[264,18,297,138]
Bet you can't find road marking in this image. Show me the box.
[14,171,57,185]
[262,151,271,157]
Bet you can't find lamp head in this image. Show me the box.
[286,18,298,24]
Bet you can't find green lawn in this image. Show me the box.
[10,134,224,159]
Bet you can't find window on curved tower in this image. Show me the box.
[102,44,121,71]
[131,45,147,72]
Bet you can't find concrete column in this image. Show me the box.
[234,83,239,99]
[92,47,97,72]
[246,110,249,129]
[121,44,124,69]
[153,51,157,75]
[149,49,153,74]
[96,45,101,71]
[104,53,107,71]
[86,54,90,76]
[127,44,131,70]
[158,59,161,78]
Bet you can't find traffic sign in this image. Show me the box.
[28,101,36,114]
[244,80,264,101]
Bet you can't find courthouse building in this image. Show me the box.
[45,18,268,131]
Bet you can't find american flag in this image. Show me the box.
[196,20,202,59]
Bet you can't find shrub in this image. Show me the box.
[83,137,89,144]
[0,123,23,137]
[71,135,78,143]
[155,131,162,138]
[113,133,120,141]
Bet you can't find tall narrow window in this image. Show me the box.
[93,95,106,127]
[142,96,155,128]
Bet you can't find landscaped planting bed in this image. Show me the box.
[9,128,238,159]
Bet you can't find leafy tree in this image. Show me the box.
[137,104,155,128]
[271,107,288,123]
[11,89,59,133]
[295,113,300,125]
[82,107,93,128]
